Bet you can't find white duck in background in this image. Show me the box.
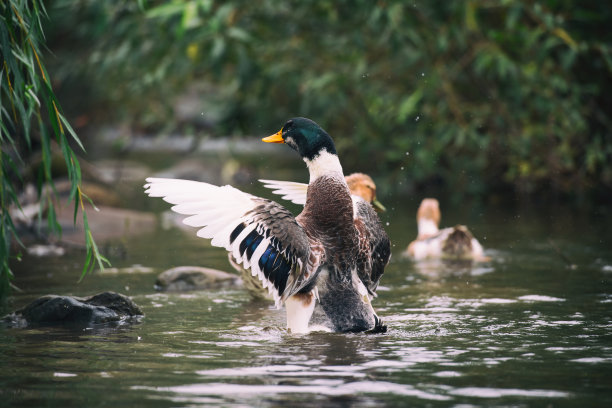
[404,198,487,261]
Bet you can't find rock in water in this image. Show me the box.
[155,266,241,292]
[2,292,143,328]
[85,292,143,317]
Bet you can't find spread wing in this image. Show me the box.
[259,179,308,206]
[353,198,391,295]
[144,177,321,307]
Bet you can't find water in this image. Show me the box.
[2,168,611,406]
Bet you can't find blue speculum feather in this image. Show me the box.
[258,244,290,293]
[235,225,292,295]
[246,235,263,260]
[230,223,246,244]
[276,263,290,292]
[239,229,262,259]
[259,246,275,272]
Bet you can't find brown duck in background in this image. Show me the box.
[345,173,386,212]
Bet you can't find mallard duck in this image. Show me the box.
[404,198,486,261]
[145,118,390,333]
[232,172,387,302]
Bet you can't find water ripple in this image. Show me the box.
[518,295,565,302]
[448,387,570,398]
[134,380,453,401]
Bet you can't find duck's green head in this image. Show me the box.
[263,117,337,161]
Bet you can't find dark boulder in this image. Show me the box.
[85,292,143,317]
[2,291,143,328]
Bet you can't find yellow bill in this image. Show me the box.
[372,198,386,212]
[262,129,284,143]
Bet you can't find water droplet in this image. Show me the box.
[386,222,390,226]
[421,72,425,77]
[400,166,404,170]
[405,152,410,156]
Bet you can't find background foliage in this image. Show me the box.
[41,0,612,200]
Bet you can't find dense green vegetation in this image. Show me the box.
[1,0,108,299]
[45,0,612,198]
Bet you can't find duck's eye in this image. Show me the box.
[282,120,293,135]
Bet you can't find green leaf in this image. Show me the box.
[81,192,100,212]
[397,88,423,123]
[47,96,61,140]
[46,199,62,237]
[227,27,251,42]
[40,121,52,180]
[80,242,94,281]
[58,111,86,152]
[465,1,478,32]
[137,0,147,12]
[146,2,186,19]
[211,36,226,60]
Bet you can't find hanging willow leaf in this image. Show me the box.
[0,0,110,300]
